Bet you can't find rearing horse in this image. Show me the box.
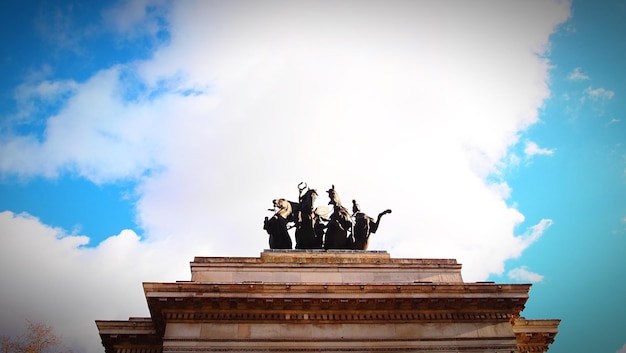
[264,183,326,250]
[351,199,392,250]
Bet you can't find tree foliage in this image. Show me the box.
[0,321,73,353]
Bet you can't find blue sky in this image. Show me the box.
[0,1,624,352]
[489,3,626,353]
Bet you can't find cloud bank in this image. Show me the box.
[0,1,570,352]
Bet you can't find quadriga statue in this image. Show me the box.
[264,183,391,250]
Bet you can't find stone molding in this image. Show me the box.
[95,318,161,353]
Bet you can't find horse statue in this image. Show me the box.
[323,185,354,249]
[265,183,392,251]
[263,198,297,249]
[264,182,328,250]
[351,199,392,250]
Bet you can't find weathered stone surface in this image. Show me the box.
[95,318,161,353]
[97,250,560,353]
[513,317,561,353]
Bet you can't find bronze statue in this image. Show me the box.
[264,183,325,250]
[264,183,391,250]
[351,200,392,250]
[263,198,295,249]
[323,185,354,249]
[294,186,324,249]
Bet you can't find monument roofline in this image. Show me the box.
[190,250,465,284]
[193,249,460,265]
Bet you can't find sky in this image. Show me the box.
[0,0,624,352]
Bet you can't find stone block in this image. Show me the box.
[199,323,238,339]
[164,323,201,339]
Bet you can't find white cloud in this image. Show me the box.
[15,79,78,104]
[507,266,544,283]
[584,86,615,100]
[576,86,615,118]
[1,79,78,128]
[525,141,556,157]
[567,67,590,81]
[520,219,553,248]
[0,1,571,352]
[0,211,199,352]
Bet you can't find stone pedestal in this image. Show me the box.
[96,250,559,353]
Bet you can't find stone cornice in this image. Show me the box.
[144,281,530,297]
[513,317,561,353]
[95,318,162,353]
[143,281,530,337]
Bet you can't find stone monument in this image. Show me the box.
[96,250,560,353]
[96,182,559,352]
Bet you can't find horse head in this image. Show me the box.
[272,198,296,221]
